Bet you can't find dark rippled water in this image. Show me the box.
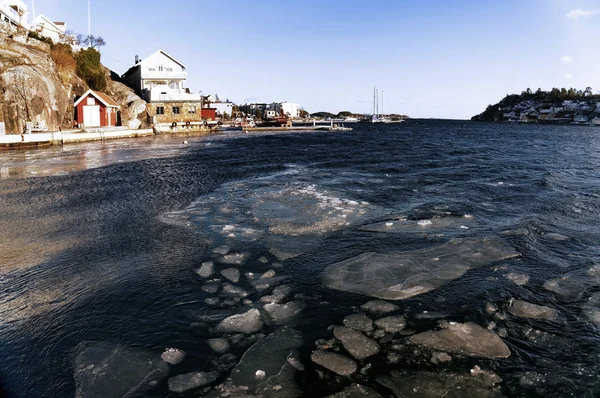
[1,120,600,397]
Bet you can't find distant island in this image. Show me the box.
[472,88,600,125]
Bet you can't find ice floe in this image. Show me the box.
[323,237,519,300]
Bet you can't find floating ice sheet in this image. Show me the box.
[160,168,382,259]
[360,216,477,234]
[322,237,519,300]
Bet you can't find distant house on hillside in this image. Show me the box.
[121,50,214,124]
[32,14,66,43]
[0,0,28,30]
[74,90,120,128]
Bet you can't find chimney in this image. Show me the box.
[135,55,140,65]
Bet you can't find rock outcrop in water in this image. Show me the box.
[322,237,519,300]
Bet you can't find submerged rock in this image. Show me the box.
[506,272,529,286]
[343,313,374,332]
[73,342,169,398]
[510,300,558,321]
[410,322,511,358]
[374,315,406,333]
[333,326,380,360]
[323,237,519,300]
[168,371,219,393]
[161,348,186,365]
[202,282,220,294]
[360,300,400,315]
[326,383,382,397]
[216,309,264,334]
[311,350,357,376]
[377,370,504,398]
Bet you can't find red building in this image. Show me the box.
[74,90,120,128]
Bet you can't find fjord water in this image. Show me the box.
[1,120,600,397]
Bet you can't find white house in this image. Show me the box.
[210,102,234,117]
[32,14,65,43]
[121,50,201,103]
[278,102,301,118]
[0,0,28,30]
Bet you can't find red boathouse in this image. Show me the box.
[74,90,120,128]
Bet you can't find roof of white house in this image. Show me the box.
[33,14,63,32]
[122,50,187,78]
[74,89,120,108]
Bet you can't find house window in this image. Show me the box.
[148,67,156,72]
[156,106,165,115]
[158,65,164,72]
[86,97,95,105]
[172,106,180,114]
[188,106,196,114]
[166,68,173,72]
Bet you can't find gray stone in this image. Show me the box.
[410,322,511,358]
[374,315,406,333]
[326,383,383,397]
[264,301,305,325]
[161,348,186,365]
[311,350,357,376]
[168,371,218,393]
[343,313,373,332]
[221,268,241,283]
[323,237,519,300]
[216,309,264,334]
[73,342,169,398]
[511,300,558,321]
[360,300,400,315]
[333,326,380,360]
[207,338,230,354]
[196,261,214,278]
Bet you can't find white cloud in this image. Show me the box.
[561,55,574,64]
[566,8,598,19]
[566,73,573,79]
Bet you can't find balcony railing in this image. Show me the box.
[148,89,201,102]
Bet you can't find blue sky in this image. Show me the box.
[32,0,600,118]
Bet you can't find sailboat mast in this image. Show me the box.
[373,86,376,116]
[382,91,384,116]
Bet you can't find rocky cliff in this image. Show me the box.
[0,32,146,134]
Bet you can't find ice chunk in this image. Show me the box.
[311,350,357,376]
[207,338,230,354]
[161,348,186,365]
[196,261,214,278]
[583,292,600,329]
[260,284,293,304]
[73,342,169,398]
[333,326,380,360]
[360,300,400,315]
[168,371,218,393]
[410,322,511,358]
[323,237,519,300]
[377,370,503,398]
[343,313,374,333]
[211,327,303,397]
[326,383,382,397]
[221,268,240,283]
[374,315,406,333]
[264,301,305,325]
[216,309,264,334]
[510,300,558,321]
[219,252,249,265]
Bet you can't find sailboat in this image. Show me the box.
[367,86,390,123]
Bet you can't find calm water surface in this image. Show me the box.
[1,120,600,397]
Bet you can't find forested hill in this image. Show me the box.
[472,88,600,124]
